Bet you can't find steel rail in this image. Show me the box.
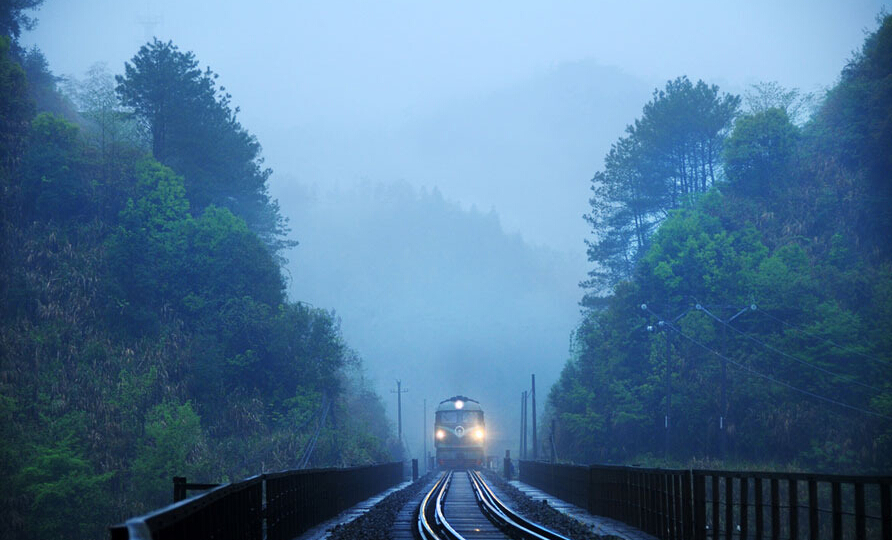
[468,469,571,540]
[417,471,449,540]
[418,471,468,540]
[419,469,570,540]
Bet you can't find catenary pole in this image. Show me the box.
[531,374,537,460]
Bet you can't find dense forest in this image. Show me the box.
[549,14,892,473]
[0,4,399,539]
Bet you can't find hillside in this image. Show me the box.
[549,14,892,473]
[0,31,398,540]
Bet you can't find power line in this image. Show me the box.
[757,308,890,367]
[644,306,892,421]
[696,304,886,393]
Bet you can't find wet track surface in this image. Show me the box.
[415,470,571,540]
[442,472,512,539]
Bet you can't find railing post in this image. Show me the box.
[808,478,818,540]
[712,475,720,539]
[725,476,733,540]
[771,478,780,540]
[685,470,696,540]
[789,477,799,540]
[881,481,891,540]
[694,473,706,540]
[173,476,187,502]
[855,481,866,540]
[755,477,763,540]
[831,481,842,540]
[588,465,595,515]
[740,476,748,539]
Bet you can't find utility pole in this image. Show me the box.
[423,398,427,474]
[695,302,755,460]
[720,323,727,458]
[519,392,525,460]
[531,374,537,460]
[522,391,528,459]
[643,302,692,459]
[391,380,408,441]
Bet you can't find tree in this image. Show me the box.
[723,108,798,197]
[583,77,739,297]
[116,39,290,249]
[66,63,143,165]
[132,401,207,508]
[745,81,816,126]
[0,35,32,207]
[0,0,43,41]
[21,113,91,221]
[810,12,892,259]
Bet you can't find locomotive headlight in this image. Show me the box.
[454,400,464,409]
[436,429,446,440]
[474,428,484,440]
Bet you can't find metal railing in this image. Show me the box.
[518,460,892,540]
[110,462,404,540]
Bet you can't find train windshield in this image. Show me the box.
[438,411,482,423]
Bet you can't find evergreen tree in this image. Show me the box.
[116,39,290,249]
[583,77,739,299]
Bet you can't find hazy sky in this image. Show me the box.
[26,1,886,118]
[24,1,886,248]
[21,0,888,459]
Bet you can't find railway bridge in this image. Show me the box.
[110,460,891,540]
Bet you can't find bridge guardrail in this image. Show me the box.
[110,461,403,540]
[519,460,892,540]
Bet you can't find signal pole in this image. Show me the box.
[423,399,427,474]
[531,374,537,460]
[391,380,408,441]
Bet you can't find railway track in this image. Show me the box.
[417,469,571,540]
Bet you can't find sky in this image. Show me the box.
[24,1,886,249]
[21,0,888,462]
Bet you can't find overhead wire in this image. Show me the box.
[643,306,892,421]
[695,305,886,393]
[756,308,890,367]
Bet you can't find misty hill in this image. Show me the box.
[267,59,652,255]
[281,180,584,454]
[548,16,892,472]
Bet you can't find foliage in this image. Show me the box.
[131,401,208,508]
[0,0,43,40]
[0,32,397,540]
[115,39,291,249]
[21,113,92,221]
[583,76,739,298]
[0,35,32,188]
[557,16,892,473]
[723,108,798,198]
[15,413,114,540]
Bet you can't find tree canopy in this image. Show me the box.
[583,77,739,299]
[116,39,289,250]
[556,15,892,473]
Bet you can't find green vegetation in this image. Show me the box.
[551,14,892,473]
[0,6,399,539]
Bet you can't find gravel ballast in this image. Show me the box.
[481,469,616,540]
[327,473,434,540]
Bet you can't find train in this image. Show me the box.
[434,395,485,468]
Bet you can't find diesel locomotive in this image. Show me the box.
[434,395,485,467]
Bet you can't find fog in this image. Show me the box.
[24,0,885,461]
